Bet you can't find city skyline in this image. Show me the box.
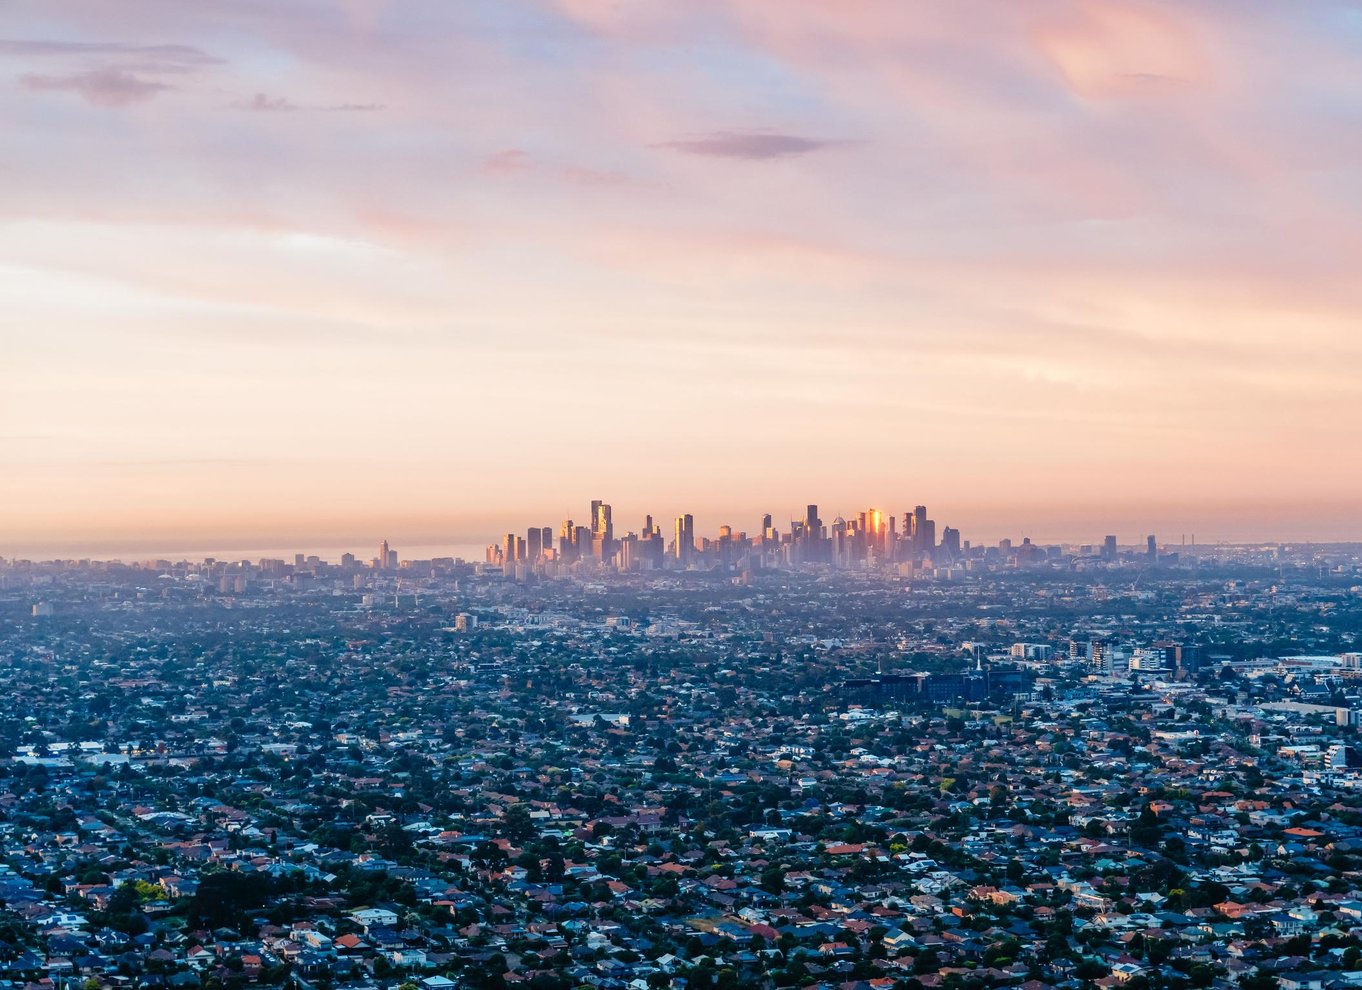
[6,1,1362,550]
[7,492,1362,565]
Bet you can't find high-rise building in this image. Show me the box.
[1103,535,1118,561]
[941,526,961,560]
[909,506,929,554]
[674,514,694,563]
[803,504,822,561]
[591,500,614,561]
[1091,638,1109,670]
[527,528,542,562]
[830,516,848,567]
[864,508,885,556]
[1147,535,1157,560]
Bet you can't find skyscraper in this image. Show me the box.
[674,514,694,564]
[591,499,614,561]
[941,526,961,561]
[803,504,822,560]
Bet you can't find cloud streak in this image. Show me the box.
[0,39,221,67]
[21,66,173,107]
[231,92,383,112]
[658,131,854,160]
[3,36,222,106]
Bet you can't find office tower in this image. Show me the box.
[911,506,928,552]
[674,514,694,563]
[866,508,885,555]
[616,534,637,571]
[716,525,734,567]
[527,528,542,562]
[804,504,823,561]
[503,534,515,565]
[639,525,664,568]
[591,499,612,536]
[559,520,576,562]
[573,525,591,560]
[831,516,847,567]
[941,526,961,560]
[1103,535,1118,561]
[921,519,936,557]
[341,552,355,567]
[590,500,614,561]
[1147,535,1157,559]
[377,540,390,570]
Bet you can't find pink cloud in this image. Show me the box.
[231,92,382,112]
[658,131,854,161]
[482,148,532,175]
[21,66,173,107]
[1028,1,1212,100]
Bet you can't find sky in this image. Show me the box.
[4,0,1362,557]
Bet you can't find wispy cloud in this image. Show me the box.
[0,39,221,69]
[3,37,222,107]
[231,92,383,112]
[21,67,173,107]
[482,148,532,175]
[657,131,854,160]
[481,148,634,187]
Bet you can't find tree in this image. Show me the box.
[502,805,535,844]
[188,871,271,930]
[1129,804,1162,847]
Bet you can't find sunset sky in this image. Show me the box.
[5,1,1362,556]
